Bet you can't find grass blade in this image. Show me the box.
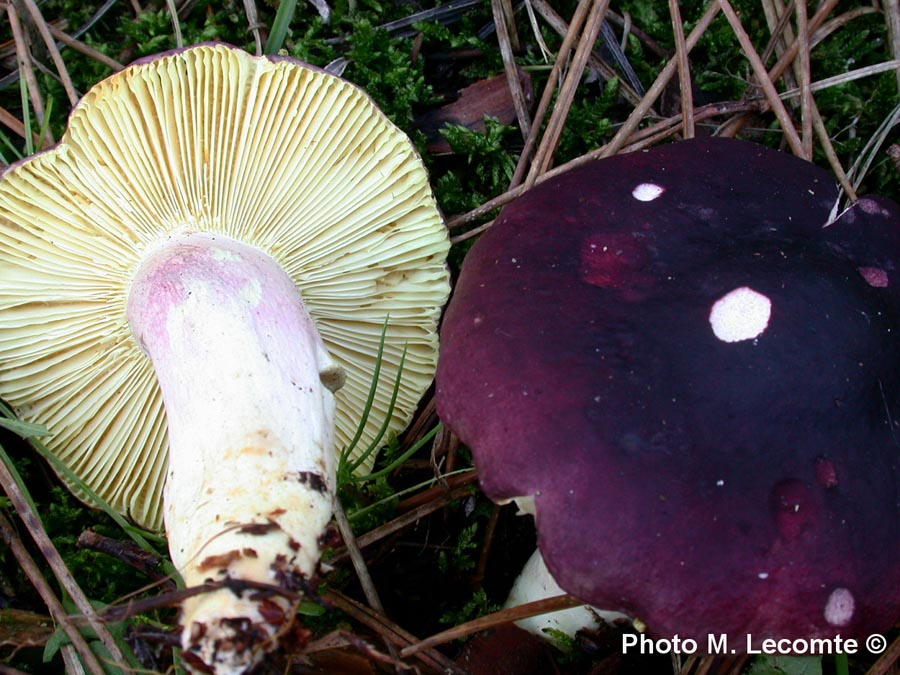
[338,317,390,479]
[346,343,408,476]
[265,0,298,54]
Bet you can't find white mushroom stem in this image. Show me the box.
[506,549,630,642]
[127,232,345,675]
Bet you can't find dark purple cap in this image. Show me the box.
[436,137,900,645]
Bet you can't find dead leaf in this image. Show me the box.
[416,70,533,154]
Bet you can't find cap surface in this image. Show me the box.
[0,43,450,531]
[436,137,900,643]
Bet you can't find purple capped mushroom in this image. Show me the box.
[436,137,900,646]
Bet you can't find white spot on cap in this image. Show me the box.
[824,587,855,626]
[709,286,772,343]
[632,183,665,202]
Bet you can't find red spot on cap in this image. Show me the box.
[815,457,839,488]
[859,266,889,288]
[580,233,651,291]
[769,479,818,541]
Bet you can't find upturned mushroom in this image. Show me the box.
[436,138,900,646]
[0,44,449,674]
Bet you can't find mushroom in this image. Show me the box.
[504,545,628,640]
[0,44,449,674]
[436,137,900,646]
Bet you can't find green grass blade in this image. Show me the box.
[0,128,17,164]
[0,442,39,515]
[35,97,53,153]
[347,423,440,485]
[18,64,33,157]
[834,653,849,675]
[346,342,408,475]
[0,416,51,438]
[338,317,389,478]
[347,465,472,523]
[265,0,298,54]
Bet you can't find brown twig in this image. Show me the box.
[622,101,761,147]
[882,0,900,91]
[400,594,584,657]
[471,504,501,587]
[597,0,721,159]
[0,512,107,675]
[718,0,804,156]
[401,396,439,449]
[325,589,463,674]
[77,529,172,586]
[101,584,219,623]
[668,0,694,139]
[866,632,900,675]
[331,479,477,562]
[526,0,646,108]
[444,0,728,236]
[397,468,477,512]
[794,0,813,159]
[809,95,856,201]
[439,426,460,474]
[47,24,124,72]
[0,454,128,666]
[450,102,763,243]
[0,104,42,145]
[748,0,855,194]
[509,0,593,187]
[242,0,265,55]
[332,498,400,662]
[491,0,532,141]
[760,0,797,96]
[333,502,382,609]
[719,0,841,142]
[760,0,795,61]
[606,8,667,58]
[165,0,184,49]
[6,3,53,147]
[811,6,879,51]
[526,0,610,184]
[19,0,79,105]
[303,629,411,669]
[766,0,841,88]
[779,60,900,97]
